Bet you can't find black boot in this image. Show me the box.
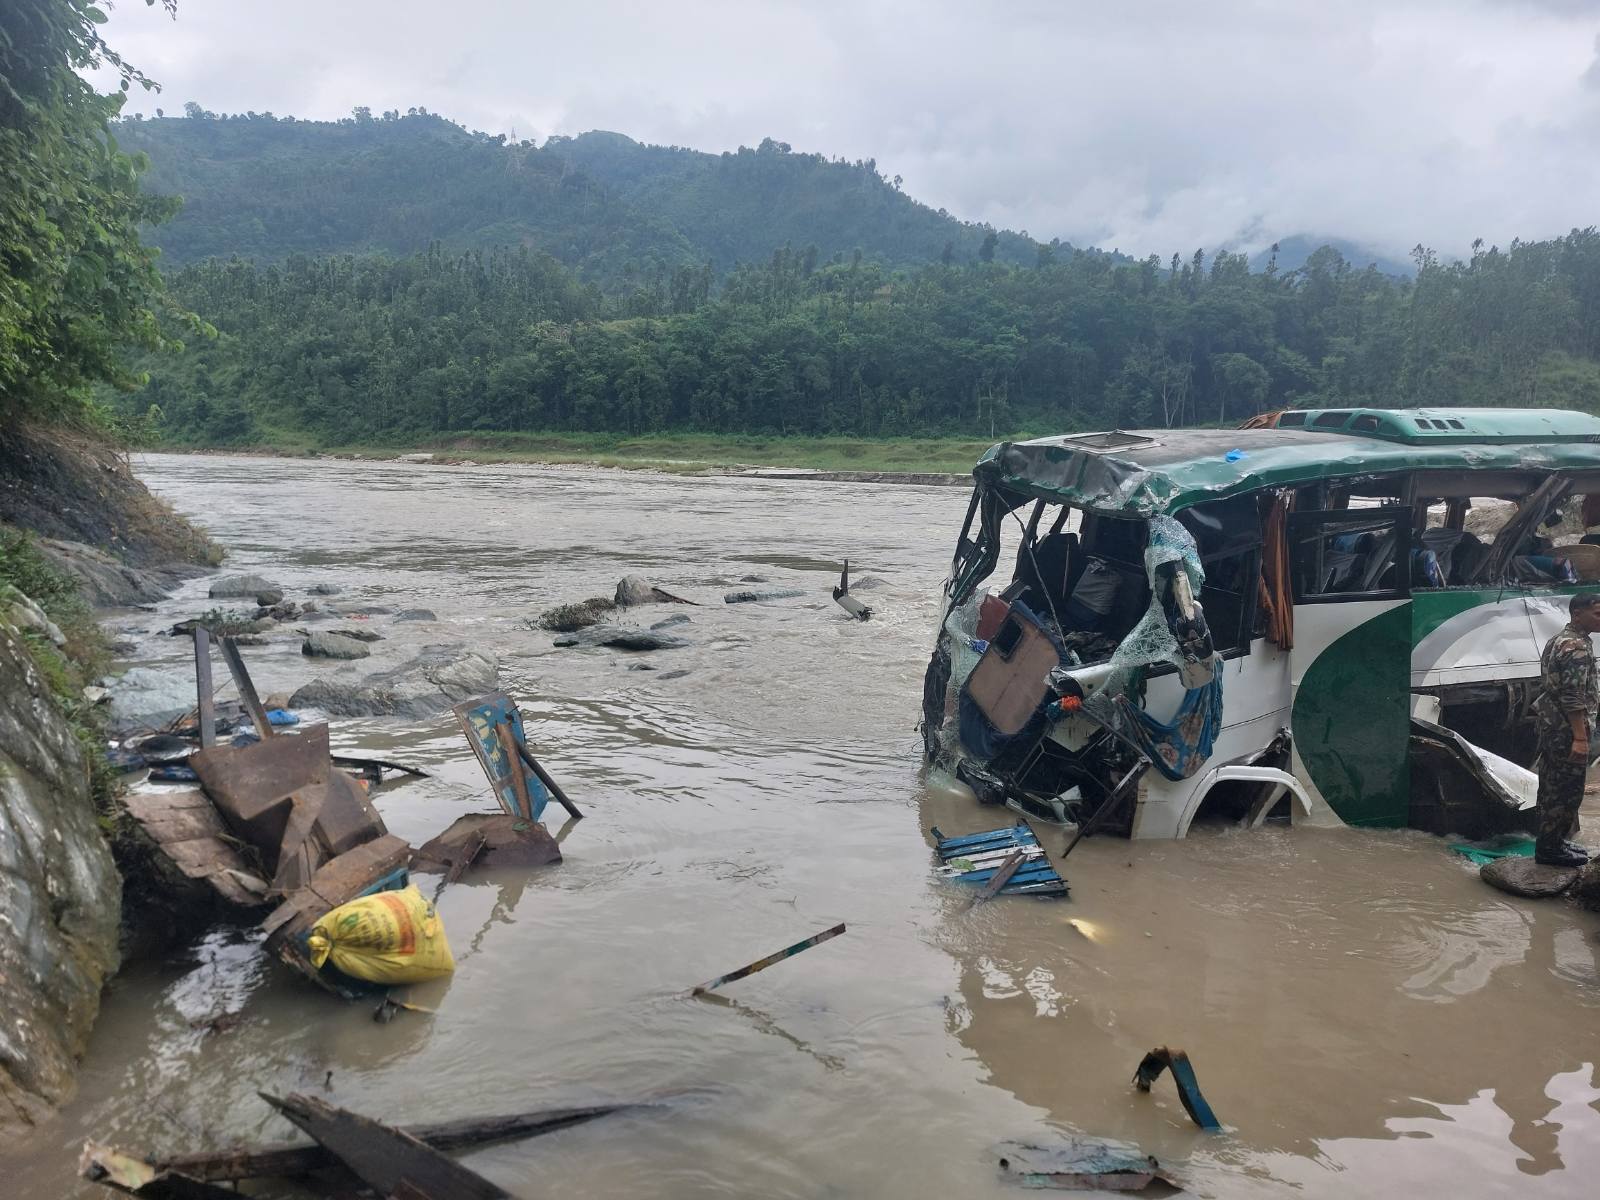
[1535,844,1588,868]
[1562,840,1591,862]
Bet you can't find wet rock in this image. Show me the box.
[307,583,342,596]
[108,666,199,726]
[0,626,120,1138]
[209,573,281,599]
[724,588,806,604]
[615,575,658,607]
[232,634,270,647]
[254,588,285,607]
[628,662,658,671]
[2,586,66,646]
[553,625,690,651]
[252,601,299,622]
[650,614,692,630]
[394,609,438,622]
[659,669,691,680]
[1572,858,1600,910]
[323,625,383,643]
[738,574,769,583]
[538,596,616,632]
[302,632,372,660]
[287,644,498,718]
[330,603,392,617]
[34,539,185,608]
[1480,855,1579,897]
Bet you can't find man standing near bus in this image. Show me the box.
[1535,592,1600,867]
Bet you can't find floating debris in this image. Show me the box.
[995,1137,1181,1192]
[832,560,872,621]
[1133,1046,1221,1131]
[932,823,1069,897]
[691,923,847,995]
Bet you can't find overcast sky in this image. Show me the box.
[93,0,1600,261]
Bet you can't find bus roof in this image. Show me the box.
[973,409,1600,516]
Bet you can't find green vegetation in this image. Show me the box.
[0,526,114,807]
[114,231,1600,451]
[115,114,1044,280]
[0,0,201,428]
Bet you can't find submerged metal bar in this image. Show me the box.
[217,635,274,740]
[690,923,847,995]
[192,626,215,749]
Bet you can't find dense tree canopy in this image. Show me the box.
[0,0,191,423]
[116,231,1600,446]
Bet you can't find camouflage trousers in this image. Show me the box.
[1535,726,1585,854]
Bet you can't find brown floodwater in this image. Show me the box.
[8,452,1600,1198]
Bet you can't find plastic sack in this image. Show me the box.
[307,885,455,984]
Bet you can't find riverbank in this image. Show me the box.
[156,430,1010,477]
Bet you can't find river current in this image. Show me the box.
[9,452,1600,1198]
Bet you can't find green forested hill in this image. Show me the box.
[115,110,1043,279]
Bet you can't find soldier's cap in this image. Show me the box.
[1571,591,1600,615]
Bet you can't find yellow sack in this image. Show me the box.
[307,885,455,984]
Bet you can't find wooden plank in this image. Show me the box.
[217,636,274,740]
[969,851,1025,907]
[494,719,535,822]
[259,1093,512,1200]
[691,923,847,995]
[79,1141,241,1199]
[192,627,215,750]
[156,1104,632,1183]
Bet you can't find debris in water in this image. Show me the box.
[832,560,873,621]
[932,823,1069,897]
[723,587,806,604]
[259,1091,512,1200]
[995,1137,1181,1191]
[1133,1046,1221,1131]
[412,813,562,874]
[79,1141,238,1199]
[691,922,847,995]
[454,692,582,821]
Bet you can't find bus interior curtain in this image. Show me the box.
[1257,490,1294,650]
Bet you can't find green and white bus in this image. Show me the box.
[924,407,1600,839]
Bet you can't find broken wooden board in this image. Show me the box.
[80,1141,239,1199]
[120,789,269,908]
[151,1103,633,1183]
[262,834,412,992]
[1133,1046,1221,1132]
[454,693,550,821]
[411,813,562,875]
[260,1093,513,1199]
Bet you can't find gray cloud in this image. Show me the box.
[93,0,1600,260]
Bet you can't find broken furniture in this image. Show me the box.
[832,560,872,620]
[932,823,1069,898]
[455,692,582,822]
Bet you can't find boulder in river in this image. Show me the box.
[614,575,658,607]
[394,608,438,622]
[1480,855,1578,898]
[323,625,383,643]
[302,631,372,660]
[254,588,285,607]
[553,625,690,651]
[307,583,342,596]
[650,613,692,630]
[209,573,281,599]
[288,644,498,718]
[724,587,806,604]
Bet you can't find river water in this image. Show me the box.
[9,452,1600,1198]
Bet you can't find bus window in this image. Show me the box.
[1287,507,1411,602]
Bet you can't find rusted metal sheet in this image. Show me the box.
[120,790,269,908]
[190,724,329,873]
[411,813,562,875]
[216,635,275,741]
[995,1139,1180,1191]
[192,627,215,749]
[259,1093,512,1200]
[261,833,412,946]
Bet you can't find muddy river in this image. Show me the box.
[9,452,1600,1197]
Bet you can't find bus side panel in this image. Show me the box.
[1290,600,1412,827]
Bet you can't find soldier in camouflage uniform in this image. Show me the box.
[1534,592,1600,866]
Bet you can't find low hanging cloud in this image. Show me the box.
[94,0,1600,261]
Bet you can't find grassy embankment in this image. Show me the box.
[196,429,1019,475]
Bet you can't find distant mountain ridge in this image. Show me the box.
[116,111,1047,281]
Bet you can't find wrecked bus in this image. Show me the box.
[923,407,1600,840]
